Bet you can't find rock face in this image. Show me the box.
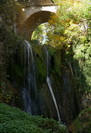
[7,42,81,124]
[68,107,91,133]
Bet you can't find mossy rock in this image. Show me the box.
[32,44,47,82]
[53,50,61,76]
[32,44,44,57]
[69,107,91,133]
[0,103,68,133]
[0,80,15,104]
[48,46,61,77]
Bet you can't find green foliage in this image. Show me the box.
[69,107,91,133]
[0,103,68,133]
[73,42,91,92]
[0,80,14,104]
[47,0,91,46]
[32,44,47,82]
[4,30,21,55]
[48,46,56,56]
[0,0,24,27]
[46,46,61,76]
[0,24,23,78]
[11,62,23,78]
[47,0,91,93]
[36,57,46,80]
[0,24,24,104]
[31,23,49,45]
[54,51,61,76]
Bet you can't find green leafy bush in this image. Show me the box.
[0,103,68,133]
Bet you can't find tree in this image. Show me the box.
[47,0,91,47]
[0,0,24,81]
[47,0,91,95]
[0,0,24,31]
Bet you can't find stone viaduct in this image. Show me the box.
[19,0,56,39]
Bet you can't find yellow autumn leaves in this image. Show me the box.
[47,0,90,48]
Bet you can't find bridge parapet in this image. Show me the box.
[18,0,54,7]
[24,5,56,20]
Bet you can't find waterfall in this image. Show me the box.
[45,48,61,122]
[22,40,36,114]
[22,40,61,120]
[23,88,32,114]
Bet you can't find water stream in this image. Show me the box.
[45,48,61,122]
[22,40,36,114]
[22,40,61,121]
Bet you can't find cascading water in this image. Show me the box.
[45,48,61,122]
[22,40,36,114]
[23,88,32,114]
[22,40,61,121]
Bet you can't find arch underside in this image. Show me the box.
[20,11,54,39]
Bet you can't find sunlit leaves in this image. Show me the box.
[47,0,91,47]
[31,23,49,45]
[46,0,91,93]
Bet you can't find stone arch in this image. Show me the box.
[20,11,55,39]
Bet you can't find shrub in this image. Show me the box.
[0,103,68,133]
